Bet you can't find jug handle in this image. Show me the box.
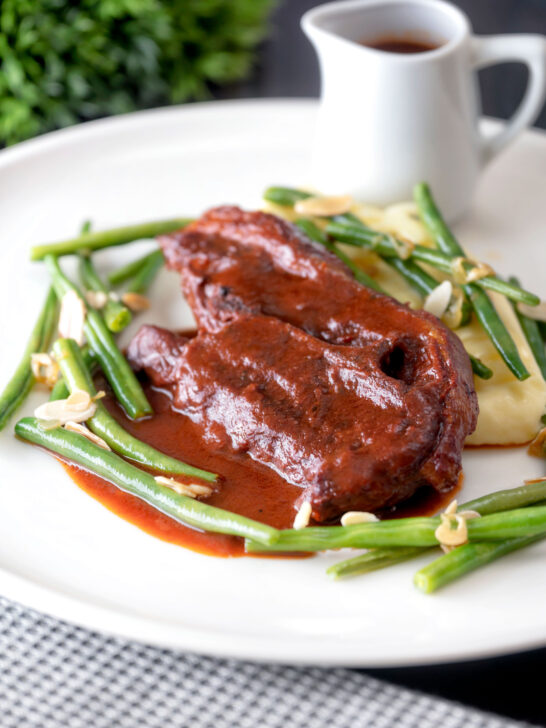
[471,35,546,164]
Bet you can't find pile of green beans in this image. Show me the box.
[53,338,217,481]
[245,505,546,553]
[15,417,277,545]
[327,479,546,582]
[45,254,152,419]
[413,183,532,381]
[0,288,58,430]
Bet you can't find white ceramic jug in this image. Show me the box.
[302,0,546,220]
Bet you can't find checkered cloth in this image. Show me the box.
[0,597,534,728]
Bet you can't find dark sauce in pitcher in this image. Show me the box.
[363,37,440,54]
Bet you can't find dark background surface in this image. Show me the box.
[230,1,546,725]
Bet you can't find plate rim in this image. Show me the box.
[1,97,545,667]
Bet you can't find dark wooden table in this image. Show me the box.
[223,1,546,724]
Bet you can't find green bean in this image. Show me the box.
[327,547,424,579]
[31,219,192,261]
[126,249,164,295]
[414,534,546,593]
[246,518,440,552]
[329,482,546,578]
[79,255,132,333]
[0,288,58,431]
[295,218,383,292]
[509,277,546,379]
[15,417,277,545]
[246,504,546,553]
[45,255,152,419]
[108,250,159,286]
[325,220,539,306]
[49,346,96,401]
[384,256,437,298]
[465,284,529,380]
[53,338,216,481]
[263,187,312,207]
[469,354,493,380]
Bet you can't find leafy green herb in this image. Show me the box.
[0,0,274,145]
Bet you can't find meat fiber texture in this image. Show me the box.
[128,207,478,522]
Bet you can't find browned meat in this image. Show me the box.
[158,207,478,500]
[128,319,448,520]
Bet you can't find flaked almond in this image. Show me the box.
[450,257,469,285]
[528,428,546,458]
[294,195,353,217]
[423,280,452,319]
[85,290,108,309]
[64,421,111,450]
[66,390,93,412]
[340,511,379,526]
[154,476,213,499]
[465,261,495,283]
[517,300,546,322]
[34,388,96,425]
[108,291,120,302]
[390,235,415,261]
[434,500,480,552]
[442,287,465,329]
[59,290,86,346]
[293,500,312,530]
[450,256,494,285]
[30,353,60,388]
[121,292,150,312]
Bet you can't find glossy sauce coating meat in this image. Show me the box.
[129,207,478,522]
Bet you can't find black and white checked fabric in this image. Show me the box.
[0,597,534,728]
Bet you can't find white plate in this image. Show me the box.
[0,99,545,667]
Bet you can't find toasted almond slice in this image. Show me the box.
[524,475,546,484]
[293,500,312,530]
[390,235,415,261]
[64,421,111,450]
[294,195,353,217]
[450,257,469,285]
[442,287,464,329]
[92,390,106,401]
[121,292,150,312]
[66,390,93,412]
[154,476,213,499]
[30,352,60,388]
[58,290,86,346]
[424,280,453,319]
[34,389,97,425]
[434,513,468,550]
[517,300,546,322]
[108,291,120,302]
[340,511,379,526]
[528,428,546,458]
[434,500,481,551]
[465,261,495,283]
[85,290,108,309]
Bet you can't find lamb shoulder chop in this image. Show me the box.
[128,207,478,521]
